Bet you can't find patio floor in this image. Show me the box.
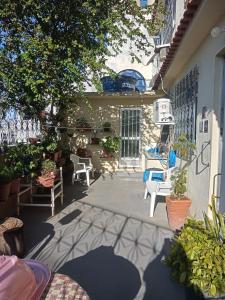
[21,171,200,300]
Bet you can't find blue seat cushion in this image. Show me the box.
[143,170,164,183]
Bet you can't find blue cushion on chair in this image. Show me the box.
[151,172,164,182]
[168,150,176,168]
[143,170,164,183]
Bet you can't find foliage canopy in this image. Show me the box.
[0,0,164,119]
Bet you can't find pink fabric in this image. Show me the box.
[0,256,51,300]
[0,255,37,300]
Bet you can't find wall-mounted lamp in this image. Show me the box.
[211,26,225,38]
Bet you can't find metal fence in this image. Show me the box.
[0,114,41,145]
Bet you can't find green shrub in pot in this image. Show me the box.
[37,159,57,187]
[0,166,13,184]
[0,165,13,201]
[166,134,196,230]
[46,141,58,153]
[41,159,56,175]
[165,196,225,298]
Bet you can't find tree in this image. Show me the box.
[0,0,164,121]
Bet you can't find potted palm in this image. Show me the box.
[166,134,195,230]
[37,159,57,187]
[165,196,225,299]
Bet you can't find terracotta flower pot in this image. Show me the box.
[10,178,21,194]
[0,182,11,202]
[37,173,55,188]
[166,196,191,230]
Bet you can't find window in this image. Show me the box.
[173,65,199,143]
[101,69,146,93]
[118,69,146,92]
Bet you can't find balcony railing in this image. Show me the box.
[0,114,41,145]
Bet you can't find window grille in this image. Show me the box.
[173,65,199,143]
[161,0,176,44]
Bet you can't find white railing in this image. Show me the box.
[0,115,41,145]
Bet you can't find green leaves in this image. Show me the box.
[0,0,165,117]
[100,136,120,154]
[165,218,225,297]
[171,134,196,198]
[172,169,187,198]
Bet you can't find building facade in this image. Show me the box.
[69,1,164,173]
[153,0,225,217]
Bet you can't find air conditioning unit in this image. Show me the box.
[153,98,175,125]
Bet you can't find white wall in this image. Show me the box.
[169,16,225,218]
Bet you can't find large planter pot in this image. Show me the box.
[10,178,21,194]
[0,182,11,202]
[37,173,55,188]
[166,196,191,230]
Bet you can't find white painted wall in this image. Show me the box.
[168,16,225,218]
[174,0,185,33]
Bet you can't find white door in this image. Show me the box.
[120,108,141,167]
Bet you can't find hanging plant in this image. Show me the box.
[100,136,120,155]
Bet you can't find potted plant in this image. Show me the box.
[10,161,24,194]
[4,144,27,193]
[102,122,111,132]
[166,134,196,230]
[22,144,44,177]
[0,166,13,201]
[76,117,91,132]
[100,136,120,157]
[37,159,57,187]
[45,140,61,161]
[165,196,225,299]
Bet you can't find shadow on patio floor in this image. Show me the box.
[59,245,141,300]
[23,196,192,300]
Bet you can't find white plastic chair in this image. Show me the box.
[70,154,93,186]
[144,167,176,217]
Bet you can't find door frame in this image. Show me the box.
[119,107,142,168]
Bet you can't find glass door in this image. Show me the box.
[120,108,141,167]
